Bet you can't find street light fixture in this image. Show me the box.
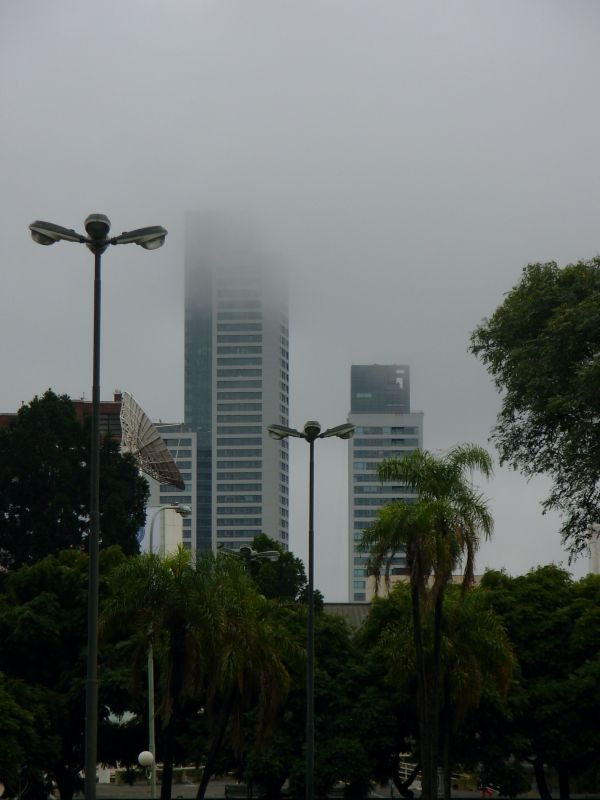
[146,503,191,800]
[148,503,192,556]
[266,419,355,800]
[29,214,167,800]
[217,543,281,562]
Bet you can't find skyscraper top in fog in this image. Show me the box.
[350,364,411,414]
[184,214,289,553]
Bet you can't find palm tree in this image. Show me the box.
[360,444,493,800]
[195,560,292,800]
[102,548,291,800]
[437,588,514,800]
[374,584,514,800]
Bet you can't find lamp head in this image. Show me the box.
[84,213,111,241]
[303,420,322,441]
[257,550,281,562]
[267,424,303,440]
[138,751,154,768]
[173,503,192,517]
[112,225,167,249]
[29,220,85,245]
[321,422,356,440]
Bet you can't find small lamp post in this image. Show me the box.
[146,503,191,799]
[267,421,354,800]
[29,215,167,800]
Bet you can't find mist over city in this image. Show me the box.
[3,1,600,598]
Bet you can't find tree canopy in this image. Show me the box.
[480,566,600,799]
[0,547,129,800]
[361,445,494,800]
[248,534,307,601]
[470,259,600,554]
[0,390,148,569]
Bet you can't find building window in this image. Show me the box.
[217,392,262,401]
[218,483,262,491]
[217,380,262,389]
[217,346,262,355]
[217,460,262,469]
[217,403,262,412]
[217,322,262,331]
[217,357,262,365]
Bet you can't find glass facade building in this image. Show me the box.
[185,216,289,553]
[347,365,423,601]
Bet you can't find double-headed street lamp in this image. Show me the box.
[29,215,167,800]
[267,421,355,800]
[218,543,281,563]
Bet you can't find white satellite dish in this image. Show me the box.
[119,392,185,490]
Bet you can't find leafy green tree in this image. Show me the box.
[470,259,600,555]
[248,534,307,601]
[0,675,43,797]
[361,445,493,800]
[102,549,292,800]
[480,566,600,799]
[361,583,514,800]
[0,390,147,569]
[0,546,128,800]
[243,605,382,800]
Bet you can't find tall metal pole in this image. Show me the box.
[147,507,165,800]
[84,250,102,800]
[306,437,315,800]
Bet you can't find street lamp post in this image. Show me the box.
[146,503,191,799]
[267,421,355,800]
[29,215,167,800]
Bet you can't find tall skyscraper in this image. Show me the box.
[347,364,423,602]
[185,216,289,553]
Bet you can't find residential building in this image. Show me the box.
[144,424,197,553]
[348,364,424,602]
[184,215,289,553]
[0,390,123,435]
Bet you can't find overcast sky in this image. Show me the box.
[2,1,599,599]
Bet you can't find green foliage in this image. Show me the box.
[249,534,307,601]
[103,548,293,800]
[361,582,514,796]
[360,445,494,800]
[0,675,44,795]
[243,607,385,800]
[480,566,600,795]
[470,259,600,554]
[0,390,148,569]
[0,547,129,800]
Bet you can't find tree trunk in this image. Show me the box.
[532,757,553,800]
[410,559,431,800]
[53,766,78,800]
[160,709,179,800]
[558,766,570,800]
[430,589,444,799]
[196,692,235,800]
[442,705,452,800]
[161,633,187,800]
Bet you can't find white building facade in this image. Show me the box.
[145,425,197,553]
